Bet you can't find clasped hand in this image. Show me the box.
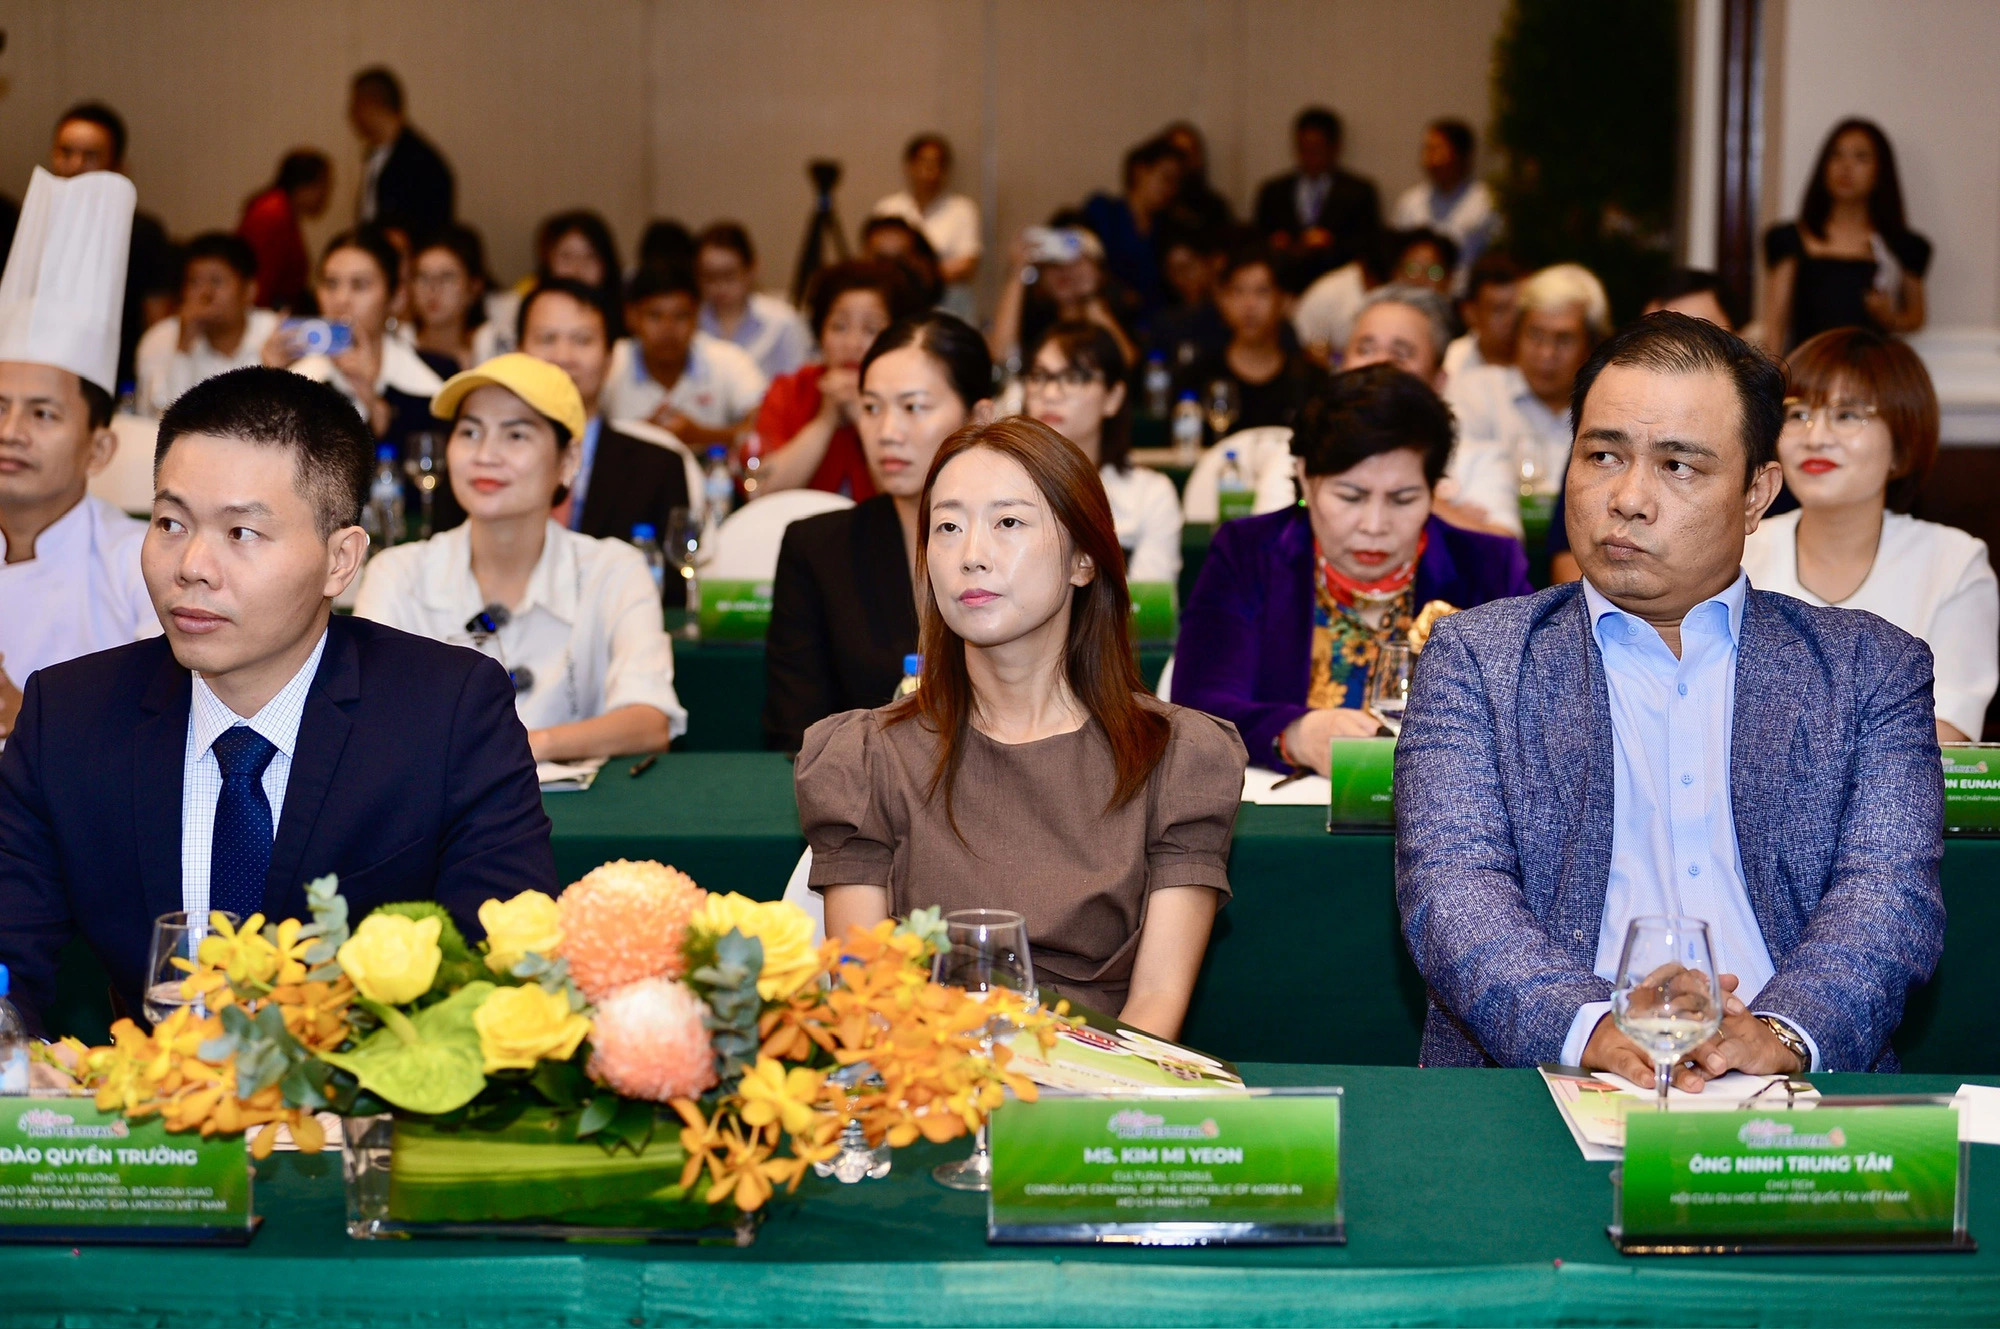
[1583,973,1803,1093]
[1280,707,1386,776]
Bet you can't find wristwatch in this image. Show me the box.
[1757,1015,1810,1072]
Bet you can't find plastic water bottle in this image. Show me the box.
[1217,447,1253,522]
[365,445,403,551]
[702,446,735,536]
[894,653,922,700]
[1143,352,1173,419]
[1171,390,1204,466]
[0,964,28,1094]
[631,523,667,598]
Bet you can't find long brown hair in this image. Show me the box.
[886,416,1170,826]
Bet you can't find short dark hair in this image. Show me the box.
[638,219,695,272]
[321,225,404,298]
[1294,106,1342,145]
[1029,320,1133,471]
[535,210,622,285]
[859,216,943,306]
[1220,240,1278,285]
[860,312,994,412]
[803,259,920,340]
[274,149,331,194]
[1122,135,1181,190]
[155,367,373,537]
[1377,228,1460,286]
[1647,266,1739,329]
[518,276,614,347]
[1428,118,1475,164]
[79,380,114,430]
[1464,248,1525,300]
[183,232,258,283]
[904,132,952,169]
[695,221,755,267]
[56,102,127,166]
[1570,311,1785,490]
[1292,364,1455,486]
[626,262,699,306]
[351,67,404,114]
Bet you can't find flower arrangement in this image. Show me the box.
[75,863,1053,1222]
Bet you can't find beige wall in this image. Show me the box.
[0,0,1505,313]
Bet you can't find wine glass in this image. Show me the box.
[1205,378,1240,441]
[664,506,702,638]
[144,910,241,1027]
[404,431,444,539]
[1610,916,1723,1107]
[930,909,1036,1192]
[1367,642,1414,736]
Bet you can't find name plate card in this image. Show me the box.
[1128,582,1178,644]
[696,579,773,641]
[1941,745,2000,834]
[1325,737,1395,831]
[1612,1098,1971,1254]
[0,1098,254,1245]
[987,1088,1343,1246]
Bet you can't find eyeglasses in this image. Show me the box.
[1781,401,1879,438]
[1022,367,1103,392]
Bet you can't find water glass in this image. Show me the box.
[1610,916,1723,1106]
[1205,378,1240,440]
[931,909,1035,1192]
[664,506,702,638]
[404,431,444,538]
[144,910,240,1027]
[1368,642,1415,735]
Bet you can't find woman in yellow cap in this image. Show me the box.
[353,352,685,765]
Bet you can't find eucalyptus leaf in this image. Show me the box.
[318,981,495,1115]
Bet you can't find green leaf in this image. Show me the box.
[576,1092,620,1138]
[318,981,495,1114]
[530,1057,589,1108]
[599,1096,656,1156]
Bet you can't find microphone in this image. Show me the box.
[466,603,511,636]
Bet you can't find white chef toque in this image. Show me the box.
[0,165,136,395]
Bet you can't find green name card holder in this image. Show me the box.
[696,578,773,641]
[1941,744,2000,835]
[1128,582,1178,644]
[0,1097,256,1245]
[1325,736,1396,833]
[1611,1096,1972,1255]
[988,1087,1343,1246]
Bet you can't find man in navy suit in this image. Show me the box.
[0,366,553,1037]
[1396,313,1944,1081]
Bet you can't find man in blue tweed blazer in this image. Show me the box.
[1396,313,1944,1082]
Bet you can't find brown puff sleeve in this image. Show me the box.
[795,709,898,891]
[1144,705,1248,901]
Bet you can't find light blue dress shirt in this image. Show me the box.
[1561,573,1819,1070]
[564,416,604,532]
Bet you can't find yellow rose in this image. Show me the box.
[336,913,443,1006]
[473,983,591,1073]
[479,891,565,973]
[692,893,820,1000]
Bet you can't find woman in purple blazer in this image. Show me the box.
[1174,364,1532,772]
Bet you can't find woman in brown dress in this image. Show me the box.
[795,416,1246,1039]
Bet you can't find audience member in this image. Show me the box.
[349,67,454,239]
[601,263,768,450]
[272,225,452,462]
[354,353,685,761]
[409,224,491,373]
[1252,106,1381,286]
[799,416,1244,1037]
[0,168,155,741]
[870,134,982,320]
[1147,220,1230,368]
[1742,327,1996,741]
[860,215,946,310]
[1025,321,1182,583]
[48,102,176,388]
[1397,313,1943,1077]
[237,150,332,313]
[1442,250,1524,379]
[135,233,280,416]
[637,219,697,276]
[695,222,813,379]
[513,279,691,592]
[763,313,994,752]
[1762,119,1930,353]
[989,220,1136,369]
[486,210,628,357]
[1444,262,1609,537]
[1175,365,1530,775]
[1342,285,1454,385]
[1162,121,1235,232]
[1082,136,1184,324]
[1644,267,1736,327]
[1389,119,1498,290]
[1179,244,1323,443]
[0,366,556,1035]
[749,260,919,500]
[1295,228,1457,366]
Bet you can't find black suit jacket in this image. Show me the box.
[374,127,455,238]
[579,426,694,608]
[1251,168,1382,272]
[763,494,916,752]
[0,615,554,1036]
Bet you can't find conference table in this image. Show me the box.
[3,1063,1993,1327]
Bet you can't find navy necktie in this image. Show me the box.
[209,725,278,920]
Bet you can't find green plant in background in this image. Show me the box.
[1490,0,1680,321]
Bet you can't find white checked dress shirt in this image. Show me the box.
[179,631,326,920]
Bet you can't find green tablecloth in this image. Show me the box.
[2,1064,1994,1327]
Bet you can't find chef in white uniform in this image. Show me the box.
[0,166,159,740]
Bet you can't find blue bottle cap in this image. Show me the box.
[376,444,397,461]
[903,654,921,676]
[1178,390,1197,401]
[0,963,9,999]
[631,523,657,541]
[706,445,728,459]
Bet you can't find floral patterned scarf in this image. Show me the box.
[1308,534,1425,710]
